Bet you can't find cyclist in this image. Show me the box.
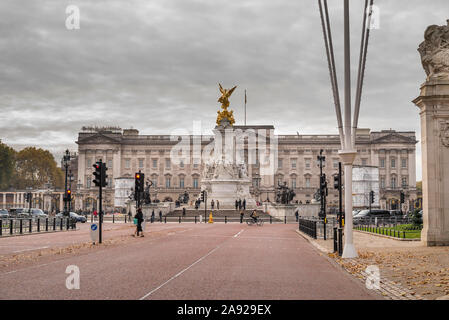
[250,210,258,223]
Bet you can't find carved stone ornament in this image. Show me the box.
[440,121,449,147]
[418,20,449,81]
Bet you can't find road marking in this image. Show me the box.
[13,246,49,253]
[234,229,244,238]
[139,245,221,300]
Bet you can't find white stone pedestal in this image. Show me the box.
[413,79,449,246]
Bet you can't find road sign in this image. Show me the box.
[90,223,99,243]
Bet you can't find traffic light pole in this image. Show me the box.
[204,191,207,223]
[99,160,103,244]
[338,162,343,228]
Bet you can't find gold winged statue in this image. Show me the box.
[216,83,236,126]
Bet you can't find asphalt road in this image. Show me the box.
[0,223,381,300]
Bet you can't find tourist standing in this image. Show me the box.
[217,200,220,210]
[240,210,244,223]
[243,199,246,210]
[211,199,215,210]
[235,200,238,210]
[182,207,186,216]
[159,210,162,222]
[151,210,155,223]
[134,208,144,237]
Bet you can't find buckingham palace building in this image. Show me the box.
[73,124,419,213]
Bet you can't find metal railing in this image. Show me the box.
[298,218,317,239]
[0,217,76,236]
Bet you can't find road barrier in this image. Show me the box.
[0,217,76,237]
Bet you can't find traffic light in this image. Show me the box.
[200,190,205,202]
[333,175,339,190]
[135,172,144,192]
[67,189,72,202]
[369,190,375,204]
[101,163,108,187]
[400,191,405,204]
[93,162,102,187]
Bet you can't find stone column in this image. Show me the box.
[413,79,449,245]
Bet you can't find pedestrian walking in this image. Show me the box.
[217,200,220,210]
[128,210,132,223]
[243,198,246,210]
[134,208,144,237]
[235,199,238,210]
[211,199,215,210]
[182,207,186,216]
[159,210,162,222]
[238,199,242,210]
[240,210,244,223]
[295,210,299,222]
[151,210,155,223]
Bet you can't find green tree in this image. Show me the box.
[13,147,64,189]
[0,140,16,190]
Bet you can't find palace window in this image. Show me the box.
[252,178,260,188]
[362,158,367,166]
[193,178,199,188]
[138,159,144,168]
[391,176,397,189]
[125,159,131,169]
[380,158,385,168]
[179,177,185,188]
[305,159,311,169]
[86,158,92,168]
[165,177,171,188]
[380,176,385,189]
[165,159,171,169]
[305,178,311,188]
[401,177,407,188]
[180,160,184,168]
[152,159,158,168]
[333,160,338,169]
[391,158,396,168]
[86,176,91,189]
[291,158,297,169]
[292,178,296,189]
[401,158,407,168]
[278,159,283,168]
[107,160,112,169]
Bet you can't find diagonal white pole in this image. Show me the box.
[340,0,358,259]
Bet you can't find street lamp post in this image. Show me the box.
[63,149,71,216]
[317,149,327,239]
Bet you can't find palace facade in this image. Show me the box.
[72,125,419,213]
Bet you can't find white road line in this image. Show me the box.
[13,246,49,253]
[234,229,244,238]
[139,245,221,300]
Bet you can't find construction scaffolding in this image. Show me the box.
[352,165,379,209]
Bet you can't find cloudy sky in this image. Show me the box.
[1,0,448,179]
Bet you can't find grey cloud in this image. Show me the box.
[1,0,448,181]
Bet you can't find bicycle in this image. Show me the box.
[246,217,264,226]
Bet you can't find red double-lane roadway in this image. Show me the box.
[0,223,381,300]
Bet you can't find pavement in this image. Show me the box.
[0,223,382,300]
[297,229,449,300]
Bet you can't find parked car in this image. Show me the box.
[353,209,391,224]
[22,208,48,219]
[9,208,26,218]
[0,209,9,218]
[56,212,86,223]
